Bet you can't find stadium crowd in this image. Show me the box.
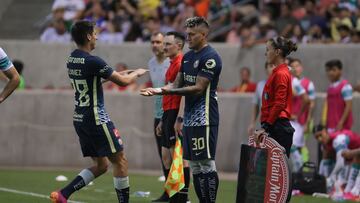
[41,0,360,45]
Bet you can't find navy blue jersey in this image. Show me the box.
[67,49,114,126]
[180,45,222,126]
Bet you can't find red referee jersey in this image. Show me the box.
[163,53,182,111]
[261,63,292,124]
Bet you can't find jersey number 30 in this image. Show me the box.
[70,79,90,107]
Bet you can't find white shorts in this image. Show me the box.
[290,121,304,147]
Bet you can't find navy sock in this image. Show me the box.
[206,171,219,203]
[115,187,129,203]
[60,175,86,199]
[193,173,207,203]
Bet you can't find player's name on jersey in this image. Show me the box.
[183,73,196,83]
[67,56,85,64]
[68,69,82,76]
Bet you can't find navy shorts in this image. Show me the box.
[74,121,123,157]
[183,125,218,161]
[161,109,179,148]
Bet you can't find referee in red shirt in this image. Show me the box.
[260,37,297,157]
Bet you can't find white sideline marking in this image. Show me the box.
[0,187,85,203]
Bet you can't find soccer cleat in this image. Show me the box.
[151,192,169,202]
[50,191,67,203]
[343,192,359,201]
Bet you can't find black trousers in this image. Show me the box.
[268,118,294,158]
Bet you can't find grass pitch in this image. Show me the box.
[0,169,353,203]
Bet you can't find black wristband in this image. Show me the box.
[261,122,271,132]
[177,116,183,123]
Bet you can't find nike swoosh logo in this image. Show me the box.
[195,152,202,156]
[184,61,188,63]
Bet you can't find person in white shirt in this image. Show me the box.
[40,18,71,43]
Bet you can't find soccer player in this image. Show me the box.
[289,58,314,172]
[324,59,353,132]
[247,62,274,135]
[50,20,147,203]
[148,32,171,202]
[0,47,20,103]
[259,36,297,158]
[313,125,360,200]
[147,31,190,203]
[141,17,222,203]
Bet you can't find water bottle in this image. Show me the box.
[133,191,151,198]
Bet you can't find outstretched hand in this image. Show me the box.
[135,68,149,77]
[140,87,162,96]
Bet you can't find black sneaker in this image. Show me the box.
[152,192,169,202]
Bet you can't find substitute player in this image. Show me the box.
[313,125,360,200]
[144,31,190,203]
[0,47,20,103]
[141,17,222,203]
[50,20,147,203]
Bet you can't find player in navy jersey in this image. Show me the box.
[50,20,147,203]
[0,47,20,104]
[141,17,222,203]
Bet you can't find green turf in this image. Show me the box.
[0,169,354,203]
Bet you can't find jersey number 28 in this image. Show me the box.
[70,79,90,107]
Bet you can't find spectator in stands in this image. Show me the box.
[40,18,71,43]
[230,67,257,93]
[84,1,107,33]
[12,60,25,90]
[106,63,138,92]
[142,17,161,41]
[98,19,124,44]
[52,0,85,22]
[275,3,299,38]
[337,25,352,43]
[351,30,360,43]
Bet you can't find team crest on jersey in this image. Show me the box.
[205,59,216,69]
[193,60,199,68]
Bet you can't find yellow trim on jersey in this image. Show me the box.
[93,76,100,125]
[205,84,210,125]
[206,125,211,158]
[102,123,116,153]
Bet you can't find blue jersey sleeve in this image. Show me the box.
[90,56,114,79]
[197,54,221,81]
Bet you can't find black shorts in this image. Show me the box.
[74,121,123,157]
[183,125,218,161]
[268,118,294,157]
[161,109,179,148]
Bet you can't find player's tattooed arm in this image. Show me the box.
[163,76,210,96]
[172,72,184,88]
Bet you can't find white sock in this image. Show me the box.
[290,149,303,172]
[320,159,334,177]
[345,164,360,193]
[114,176,129,190]
[338,165,350,186]
[350,173,360,196]
[79,169,95,185]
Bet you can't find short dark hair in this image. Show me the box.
[289,58,301,65]
[184,17,209,29]
[337,25,351,33]
[166,31,185,49]
[71,20,95,46]
[12,60,24,74]
[325,59,342,70]
[313,124,325,134]
[269,37,297,57]
[240,67,250,75]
